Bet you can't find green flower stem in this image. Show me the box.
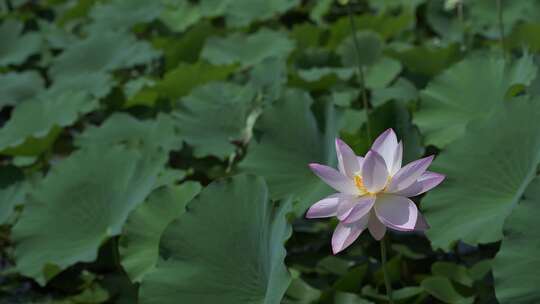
[457,1,466,51]
[346,1,372,143]
[496,0,506,60]
[381,236,395,304]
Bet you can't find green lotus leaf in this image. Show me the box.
[423,98,540,250]
[0,165,27,225]
[386,43,461,77]
[88,0,162,32]
[327,10,414,48]
[415,53,537,147]
[159,1,204,33]
[468,0,540,37]
[249,57,287,104]
[50,31,160,98]
[297,67,355,82]
[0,91,98,156]
[154,62,236,100]
[0,19,41,66]
[368,0,424,11]
[421,276,473,304]
[364,57,402,89]
[160,0,297,30]
[75,113,181,152]
[371,77,418,107]
[201,29,295,68]
[432,262,474,287]
[0,71,44,108]
[12,146,167,284]
[338,31,383,68]
[119,182,201,282]
[51,32,160,74]
[223,0,299,27]
[240,89,339,214]
[138,174,292,304]
[172,82,257,159]
[493,176,540,304]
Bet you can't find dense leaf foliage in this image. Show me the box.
[1,0,540,303]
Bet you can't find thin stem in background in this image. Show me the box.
[457,1,466,51]
[496,0,506,60]
[381,236,395,304]
[346,1,372,143]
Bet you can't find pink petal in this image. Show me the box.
[333,194,364,220]
[374,194,418,231]
[361,150,389,193]
[357,156,364,168]
[368,211,386,240]
[309,163,358,195]
[306,193,341,218]
[342,196,376,224]
[392,171,445,197]
[390,141,403,176]
[331,219,368,254]
[336,138,361,178]
[386,155,434,192]
[414,212,430,231]
[336,196,357,220]
[371,129,399,172]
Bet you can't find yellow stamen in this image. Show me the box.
[354,175,368,194]
[354,174,393,195]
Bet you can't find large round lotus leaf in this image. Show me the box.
[75,113,181,152]
[493,176,540,304]
[172,82,256,159]
[0,91,98,156]
[138,174,292,304]
[337,31,383,68]
[88,0,162,32]
[0,19,41,66]
[50,32,159,77]
[160,0,297,30]
[0,165,27,225]
[201,29,295,68]
[49,31,160,98]
[0,71,44,108]
[119,182,201,282]
[415,54,537,147]
[239,89,339,214]
[154,62,236,100]
[423,98,540,250]
[12,146,166,284]
[468,0,540,36]
[421,276,473,304]
[224,0,299,27]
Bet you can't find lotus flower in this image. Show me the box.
[306,129,445,254]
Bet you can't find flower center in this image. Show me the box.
[354,175,368,194]
[354,174,392,196]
